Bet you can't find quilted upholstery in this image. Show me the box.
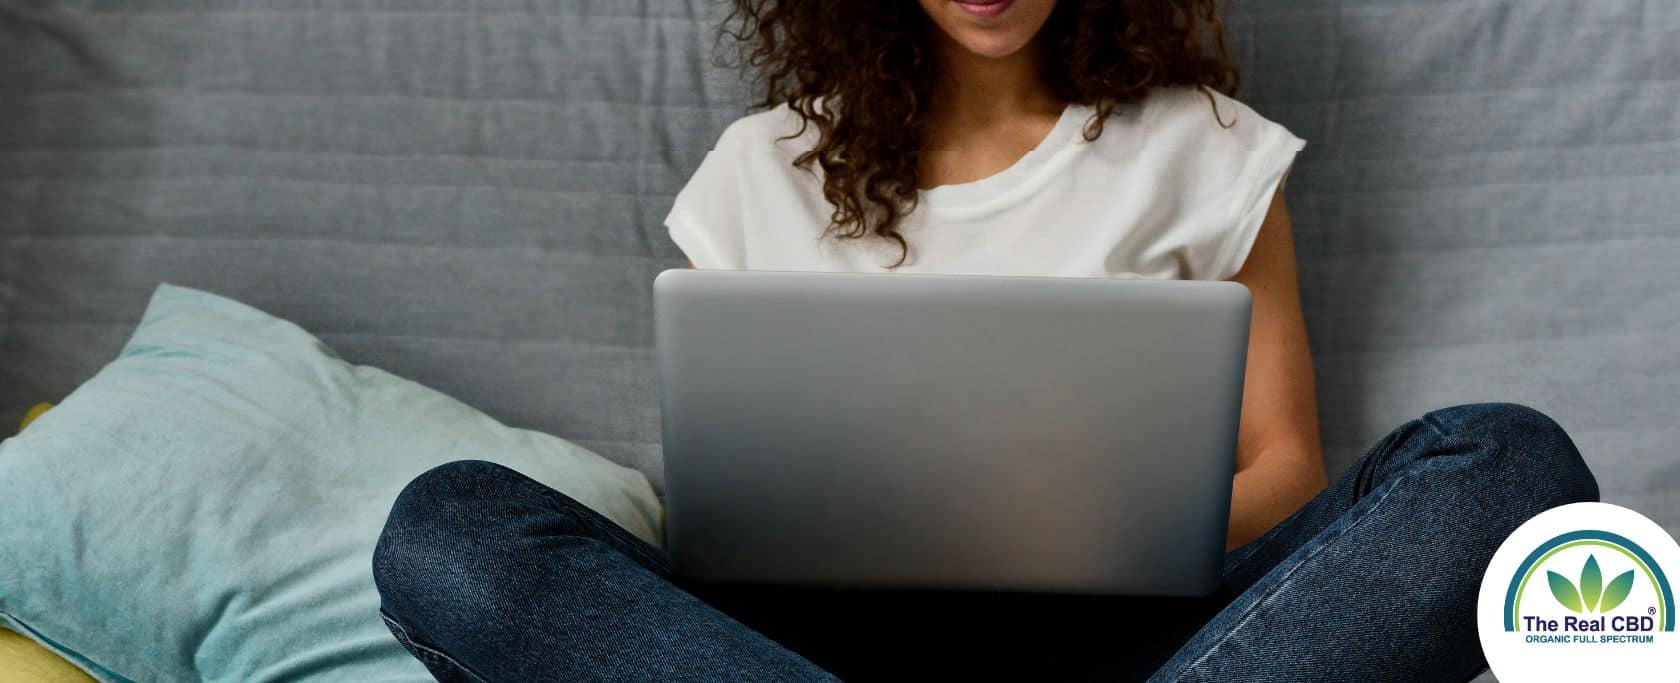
[1,0,1676,543]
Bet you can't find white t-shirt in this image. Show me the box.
[665,86,1305,280]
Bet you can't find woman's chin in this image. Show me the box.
[921,0,1058,61]
[948,32,1036,60]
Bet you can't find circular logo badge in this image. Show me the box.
[1477,502,1680,681]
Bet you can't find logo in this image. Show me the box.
[1478,503,1680,681]
[1503,530,1671,634]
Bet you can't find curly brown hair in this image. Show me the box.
[723,0,1239,266]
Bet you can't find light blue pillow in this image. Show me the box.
[0,284,664,682]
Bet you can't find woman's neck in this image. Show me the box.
[924,31,1062,133]
[917,31,1066,188]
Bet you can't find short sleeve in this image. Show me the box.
[664,135,748,269]
[1202,93,1303,280]
[1179,90,1307,281]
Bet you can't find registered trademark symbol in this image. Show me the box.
[1651,606,1658,615]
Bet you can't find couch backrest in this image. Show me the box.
[1,1,748,480]
[1234,1,1680,532]
[2,1,1676,533]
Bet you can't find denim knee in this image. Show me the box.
[375,461,497,605]
[1421,402,1600,513]
[373,460,595,612]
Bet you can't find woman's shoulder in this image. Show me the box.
[1133,86,1298,150]
[710,104,818,159]
[1111,87,1307,281]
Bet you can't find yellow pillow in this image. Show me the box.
[19,402,53,432]
[0,629,94,683]
[2,402,95,683]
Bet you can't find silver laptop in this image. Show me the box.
[654,269,1249,596]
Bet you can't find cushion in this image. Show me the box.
[0,403,92,683]
[0,284,664,682]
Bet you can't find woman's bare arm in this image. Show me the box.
[1226,189,1327,549]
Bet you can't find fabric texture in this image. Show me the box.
[0,284,662,682]
[666,88,1304,280]
[0,0,724,489]
[369,403,1597,681]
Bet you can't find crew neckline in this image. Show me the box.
[918,103,1090,211]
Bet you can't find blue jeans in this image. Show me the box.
[373,402,1598,681]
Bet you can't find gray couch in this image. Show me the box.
[2,0,1675,571]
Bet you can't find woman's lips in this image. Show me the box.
[953,0,1012,20]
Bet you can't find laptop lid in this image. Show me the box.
[655,269,1249,596]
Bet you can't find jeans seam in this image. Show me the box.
[1165,470,1412,682]
[382,611,493,683]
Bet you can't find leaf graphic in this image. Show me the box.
[1581,555,1603,612]
[1600,570,1636,613]
[1549,571,1583,612]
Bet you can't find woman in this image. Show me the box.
[372,1,1598,680]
